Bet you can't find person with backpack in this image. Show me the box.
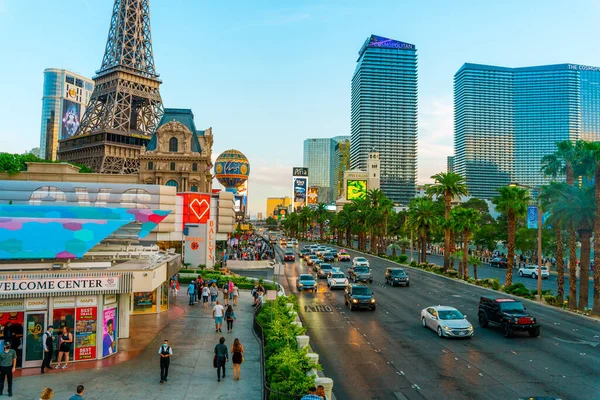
[187,283,195,306]
[225,305,236,333]
[202,284,210,309]
[158,339,172,384]
[210,283,218,306]
[222,282,229,306]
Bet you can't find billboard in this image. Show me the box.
[61,100,81,139]
[307,187,319,205]
[102,307,117,358]
[75,307,97,360]
[294,178,307,204]
[347,180,367,201]
[292,167,308,177]
[179,193,211,228]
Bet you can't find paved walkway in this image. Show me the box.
[11,291,262,400]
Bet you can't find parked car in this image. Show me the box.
[327,272,348,289]
[518,265,549,279]
[385,267,410,287]
[421,306,473,338]
[284,251,295,261]
[348,265,373,283]
[296,274,317,293]
[478,296,540,338]
[337,251,351,262]
[490,257,508,268]
[344,284,376,311]
[317,263,333,279]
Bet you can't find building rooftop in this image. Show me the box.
[456,62,600,75]
[147,108,203,153]
[359,34,416,58]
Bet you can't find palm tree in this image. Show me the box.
[313,203,329,241]
[426,172,469,271]
[493,186,530,286]
[580,141,600,313]
[337,206,353,247]
[540,182,568,304]
[366,189,393,253]
[298,207,313,240]
[552,184,595,309]
[406,197,438,263]
[450,207,480,280]
[469,256,482,280]
[388,242,401,258]
[397,237,411,255]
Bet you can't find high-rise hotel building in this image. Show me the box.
[39,69,94,160]
[350,35,417,205]
[454,63,600,199]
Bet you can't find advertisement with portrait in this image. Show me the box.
[346,180,367,201]
[61,99,81,139]
[307,187,319,205]
[102,308,117,358]
[75,307,97,360]
[293,177,307,205]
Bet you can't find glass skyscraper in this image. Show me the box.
[350,34,417,205]
[454,63,600,199]
[39,69,94,160]
[303,138,336,203]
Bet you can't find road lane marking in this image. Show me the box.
[511,350,518,355]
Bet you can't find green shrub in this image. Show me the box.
[484,278,501,290]
[467,277,475,284]
[430,266,444,274]
[410,261,417,267]
[474,279,485,286]
[544,295,557,305]
[397,254,408,263]
[504,283,527,294]
[445,269,459,278]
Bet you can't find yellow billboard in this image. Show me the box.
[346,180,367,201]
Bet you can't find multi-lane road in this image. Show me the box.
[275,244,600,400]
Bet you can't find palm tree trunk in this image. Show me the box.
[463,230,469,280]
[594,167,600,314]
[579,230,591,310]
[444,195,451,271]
[506,210,515,286]
[370,226,375,253]
[392,247,397,258]
[568,228,578,309]
[421,233,427,263]
[555,226,565,304]
[449,231,456,270]
[320,222,324,241]
[473,263,478,280]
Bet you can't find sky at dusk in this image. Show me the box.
[1,0,600,215]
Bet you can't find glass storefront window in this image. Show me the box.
[160,281,169,312]
[52,308,75,362]
[133,290,157,314]
[0,313,24,368]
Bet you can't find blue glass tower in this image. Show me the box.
[303,138,336,203]
[350,35,418,205]
[454,63,600,198]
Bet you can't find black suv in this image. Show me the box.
[478,296,540,338]
[490,257,508,268]
[323,252,336,262]
[344,284,376,311]
[385,267,410,287]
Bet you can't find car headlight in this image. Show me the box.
[298,283,303,287]
[443,325,452,331]
[467,325,474,331]
[352,299,358,303]
[370,298,376,303]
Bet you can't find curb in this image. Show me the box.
[322,243,600,325]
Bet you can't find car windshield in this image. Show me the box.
[352,287,371,296]
[499,302,525,313]
[320,264,332,270]
[354,266,369,273]
[299,275,314,281]
[332,273,345,279]
[391,270,406,276]
[310,255,318,259]
[340,253,349,256]
[355,258,367,262]
[438,310,464,320]
[285,252,293,255]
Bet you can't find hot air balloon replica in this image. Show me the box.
[214,149,250,194]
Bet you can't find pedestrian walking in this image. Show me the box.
[222,282,229,306]
[39,387,54,399]
[228,281,234,303]
[301,387,321,400]
[316,384,328,400]
[68,385,85,400]
[0,341,17,397]
[210,283,218,305]
[158,339,172,384]
[202,284,210,309]
[213,300,224,332]
[56,326,73,369]
[232,284,239,307]
[225,305,236,333]
[41,326,54,374]
[187,282,195,306]
[231,338,244,381]
[252,282,259,306]
[213,337,229,382]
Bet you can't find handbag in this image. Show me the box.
[241,355,244,363]
[213,355,217,368]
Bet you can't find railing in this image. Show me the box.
[252,303,302,400]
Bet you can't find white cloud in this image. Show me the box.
[418,95,454,183]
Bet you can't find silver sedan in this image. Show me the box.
[421,306,474,338]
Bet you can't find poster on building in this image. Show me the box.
[346,180,367,201]
[293,178,307,204]
[307,187,319,205]
[61,100,81,139]
[75,307,97,360]
[102,308,117,357]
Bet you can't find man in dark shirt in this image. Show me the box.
[213,337,229,382]
[41,326,54,374]
[0,342,17,397]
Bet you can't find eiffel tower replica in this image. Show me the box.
[58,0,163,174]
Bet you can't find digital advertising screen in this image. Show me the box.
[346,180,367,201]
[307,187,319,205]
[293,177,307,204]
[102,308,117,357]
[75,307,97,360]
[61,99,81,139]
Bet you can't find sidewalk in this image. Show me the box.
[11,291,262,400]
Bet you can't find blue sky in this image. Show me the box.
[1,0,600,215]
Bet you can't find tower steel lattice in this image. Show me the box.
[58,0,164,174]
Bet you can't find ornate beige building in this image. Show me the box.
[138,109,213,192]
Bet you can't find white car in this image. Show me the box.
[518,265,549,279]
[327,272,348,289]
[421,306,474,338]
[352,257,369,267]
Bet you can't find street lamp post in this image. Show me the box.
[510,183,543,301]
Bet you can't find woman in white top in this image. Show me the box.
[233,285,239,307]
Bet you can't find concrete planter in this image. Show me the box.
[291,321,303,329]
[286,303,294,310]
[306,352,319,366]
[296,335,310,349]
[315,377,333,399]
